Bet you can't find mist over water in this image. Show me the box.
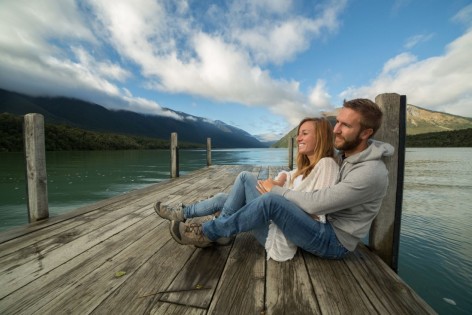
[1,147,471,314]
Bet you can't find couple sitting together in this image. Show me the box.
[154,98,393,261]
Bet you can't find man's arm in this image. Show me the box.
[271,162,388,215]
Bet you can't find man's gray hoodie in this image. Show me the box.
[271,140,395,251]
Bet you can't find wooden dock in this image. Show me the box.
[0,165,436,314]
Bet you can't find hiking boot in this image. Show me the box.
[154,201,185,221]
[186,215,234,246]
[169,221,213,248]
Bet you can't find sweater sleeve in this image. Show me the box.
[271,160,387,215]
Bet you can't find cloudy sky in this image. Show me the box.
[0,0,471,141]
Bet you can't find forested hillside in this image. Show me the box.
[406,128,472,147]
[0,88,266,148]
[0,113,204,152]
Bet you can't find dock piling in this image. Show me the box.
[371,93,406,272]
[23,113,49,222]
[288,136,294,170]
[207,138,211,166]
[170,132,179,178]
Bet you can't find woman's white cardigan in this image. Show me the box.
[265,157,339,262]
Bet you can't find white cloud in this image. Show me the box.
[452,3,472,26]
[404,33,434,50]
[381,52,417,75]
[83,0,347,125]
[229,0,347,65]
[340,28,472,117]
[308,80,333,112]
[0,0,349,130]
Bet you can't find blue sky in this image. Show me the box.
[0,0,471,141]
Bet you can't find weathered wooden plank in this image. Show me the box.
[148,303,205,315]
[346,245,437,314]
[0,205,152,298]
[90,239,196,314]
[0,212,164,314]
[266,250,321,314]
[159,245,232,308]
[33,218,180,314]
[207,233,265,315]
[304,252,378,314]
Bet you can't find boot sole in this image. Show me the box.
[169,220,184,245]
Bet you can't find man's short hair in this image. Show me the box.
[343,98,383,136]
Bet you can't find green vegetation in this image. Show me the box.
[3,112,471,152]
[406,128,472,147]
[0,113,205,152]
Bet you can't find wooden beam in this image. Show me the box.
[23,113,49,222]
[207,138,212,166]
[170,132,179,178]
[370,93,406,271]
[288,136,294,170]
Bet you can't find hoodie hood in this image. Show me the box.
[345,140,394,164]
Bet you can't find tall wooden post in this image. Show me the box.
[23,113,49,222]
[170,132,179,178]
[288,137,294,170]
[370,93,406,272]
[206,138,212,166]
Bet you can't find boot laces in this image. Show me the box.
[185,223,205,239]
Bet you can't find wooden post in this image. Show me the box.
[170,132,179,178]
[23,113,49,222]
[206,138,212,166]
[288,136,294,170]
[370,93,406,272]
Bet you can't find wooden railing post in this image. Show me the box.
[288,136,294,170]
[370,93,406,272]
[170,132,179,178]
[207,138,212,166]
[23,113,49,222]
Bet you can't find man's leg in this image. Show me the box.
[203,193,349,259]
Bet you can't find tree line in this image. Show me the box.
[405,128,472,147]
[2,113,471,152]
[0,113,205,152]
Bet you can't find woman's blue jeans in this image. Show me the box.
[202,193,349,259]
[183,171,261,218]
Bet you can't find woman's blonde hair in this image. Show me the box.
[292,117,335,181]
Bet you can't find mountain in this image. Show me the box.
[406,104,472,135]
[0,88,266,148]
[272,104,472,148]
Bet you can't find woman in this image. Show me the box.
[154,117,339,261]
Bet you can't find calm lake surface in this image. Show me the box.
[1,147,471,314]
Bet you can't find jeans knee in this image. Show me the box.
[259,193,285,209]
[238,171,251,181]
[214,192,228,202]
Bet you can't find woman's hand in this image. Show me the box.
[257,179,276,195]
[273,172,287,187]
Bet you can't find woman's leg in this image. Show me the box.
[183,171,259,218]
[183,193,228,218]
[203,193,349,259]
[219,171,260,217]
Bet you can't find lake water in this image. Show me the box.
[0,147,471,314]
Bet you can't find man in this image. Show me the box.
[170,98,394,259]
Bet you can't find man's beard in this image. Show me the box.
[334,131,363,152]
